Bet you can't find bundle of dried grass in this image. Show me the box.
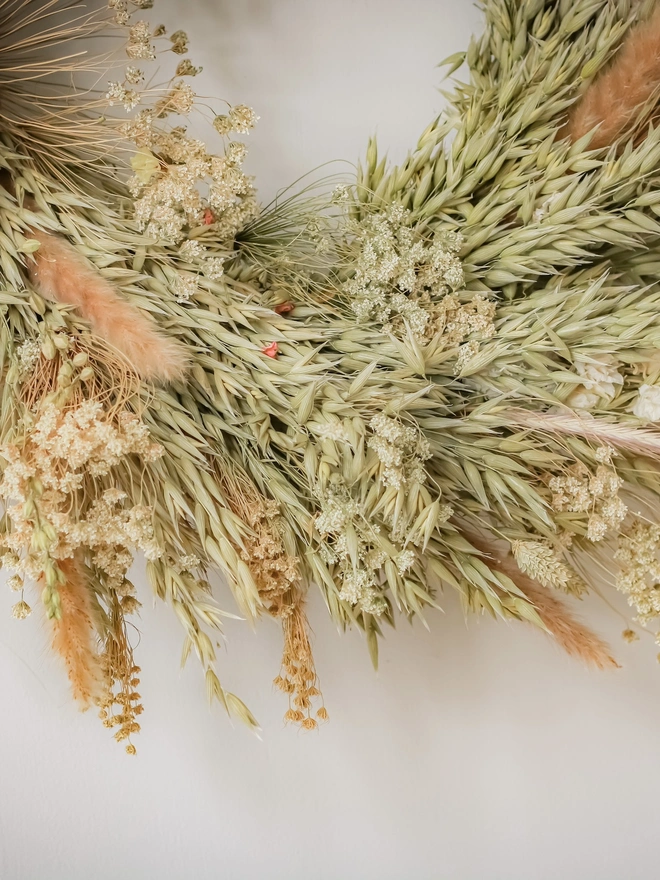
[4,0,660,750]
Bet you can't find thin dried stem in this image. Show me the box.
[507,409,660,458]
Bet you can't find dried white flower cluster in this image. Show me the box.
[567,354,623,411]
[315,479,388,616]
[106,5,258,263]
[0,399,163,614]
[632,384,660,422]
[368,414,431,489]
[343,205,473,341]
[511,540,571,590]
[126,113,257,246]
[16,338,41,379]
[614,523,660,625]
[126,20,156,59]
[213,106,259,137]
[549,459,627,542]
[109,1,154,28]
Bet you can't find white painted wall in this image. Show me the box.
[2,3,660,879]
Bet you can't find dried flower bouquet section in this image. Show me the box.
[4,0,660,750]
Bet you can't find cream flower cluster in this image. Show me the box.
[368,414,431,490]
[0,399,163,605]
[127,122,257,246]
[343,206,468,340]
[614,523,660,625]
[315,479,388,616]
[549,459,627,542]
[106,6,258,262]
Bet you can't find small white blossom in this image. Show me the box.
[172,273,197,303]
[568,355,623,411]
[632,384,660,422]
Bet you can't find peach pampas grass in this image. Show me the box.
[29,229,189,383]
[564,5,660,149]
[50,558,104,707]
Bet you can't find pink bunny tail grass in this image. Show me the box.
[29,229,189,383]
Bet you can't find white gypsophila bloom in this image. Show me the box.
[125,66,144,85]
[568,355,623,411]
[172,273,197,303]
[203,257,225,280]
[632,384,660,422]
[179,240,206,261]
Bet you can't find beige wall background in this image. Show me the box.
[2,3,660,878]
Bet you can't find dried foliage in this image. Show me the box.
[5,0,660,748]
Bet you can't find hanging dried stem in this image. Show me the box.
[468,533,618,670]
[29,229,189,382]
[97,591,143,755]
[275,590,327,729]
[50,556,104,706]
[564,5,660,149]
[216,461,327,725]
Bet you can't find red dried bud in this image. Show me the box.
[274,301,294,315]
[261,341,279,358]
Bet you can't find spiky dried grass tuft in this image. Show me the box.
[507,409,660,459]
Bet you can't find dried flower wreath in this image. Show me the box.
[3,0,660,752]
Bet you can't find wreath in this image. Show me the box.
[2,0,660,752]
